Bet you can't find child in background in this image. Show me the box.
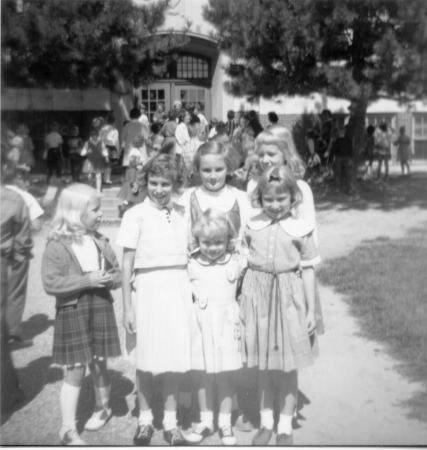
[67,126,84,182]
[41,183,121,445]
[394,126,411,176]
[44,122,64,185]
[242,135,258,186]
[81,128,108,193]
[363,125,376,181]
[185,209,246,446]
[147,123,164,158]
[241,166,320,446]
[16,124,35,187]
[375,122,392,181]
[116,154,192,446]
[305,129,321,185]
[116,148,146,217]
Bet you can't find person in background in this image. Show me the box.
[100,115,120,185]
[175,109,192,159]
[68,126,84,182]
[318,109,334,166]
[152,103,166,126]
[375,122,392,182]
[225,110,236,139]
[44,122,64,185]
[247,110,263,138]
[363,125,376,181]
[1,151,33,414]
[328,125,354,194]
[394,126,412,176]
[138,104,149,127]
[3,157,43,348]
[121,108,149,175]
[267,111,279,128]
[305,129,322,185]
[161,110,179,152]
[16,124,35,187]
[147,123,164,159]
[173,100,183,113]
[194,103,209,138]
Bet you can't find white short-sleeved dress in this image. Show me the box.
[189,254,247,373]
[116,198,194,374]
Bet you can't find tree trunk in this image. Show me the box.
[346,97,368,195]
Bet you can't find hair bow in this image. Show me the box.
[268,174,281,182]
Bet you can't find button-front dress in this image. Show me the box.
[240,212,321,372]
[116,199,193,374]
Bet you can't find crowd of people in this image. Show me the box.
[1,111,325,446]
[304,109,413,194]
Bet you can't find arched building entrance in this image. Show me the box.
[136,33,219,121]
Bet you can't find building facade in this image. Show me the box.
[2,0,427,159]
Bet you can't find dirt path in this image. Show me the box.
[1,170,427,446]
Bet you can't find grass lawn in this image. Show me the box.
[317,224,427,422]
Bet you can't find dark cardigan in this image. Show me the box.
[41,232,121,309]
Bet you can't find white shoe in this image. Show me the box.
[219,425,237,446]
[84,407,112,431]
[60,428,86,445]
[185,423,213,444]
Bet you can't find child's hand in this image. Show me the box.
[306,312,316,335]
[89,270,113,288]
[123,309,136,334]
[132,184,139,194]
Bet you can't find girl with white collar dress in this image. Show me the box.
[185,209,247,446]
[241,166,320,446]
[116,154,192,446]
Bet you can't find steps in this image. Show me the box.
[101,185,122,223]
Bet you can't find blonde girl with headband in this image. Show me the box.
[185,209,247,446]
[41,184,121,445]
[241,166,320,446]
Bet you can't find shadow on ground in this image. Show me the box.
[21,314,54,341]
[313,172,427,213]
[1,356,63,426]
[76,370,135,432]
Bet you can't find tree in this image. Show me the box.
[203,0,427,182]
[1,0,188,93]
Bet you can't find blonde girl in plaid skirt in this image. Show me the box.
[241,166,320,446]
[41,184,121,445]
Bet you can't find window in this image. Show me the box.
[413,114,427,139]
[140,89,166,123]
[177,56,209,79]
[179,89,206,112]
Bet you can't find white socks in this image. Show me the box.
[163,410,177,432]
[218,412,232,429]
[138,409,154,426]
[200,411,214,430]
[60,382,81,432]
[94,384,111,410]
[277,413,293,435]
[260,409,274,430]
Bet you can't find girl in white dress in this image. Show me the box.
[185,209,247,446]
[116,154,192,446]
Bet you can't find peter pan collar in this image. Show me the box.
[247,211,315,237]
[147,199,185,214]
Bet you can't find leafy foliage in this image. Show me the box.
[1,0,188,90]
[203,0,427,103]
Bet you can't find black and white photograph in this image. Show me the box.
[1,0,427,446]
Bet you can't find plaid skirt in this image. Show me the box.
[240,269,318,372]
[52,290,121,367]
